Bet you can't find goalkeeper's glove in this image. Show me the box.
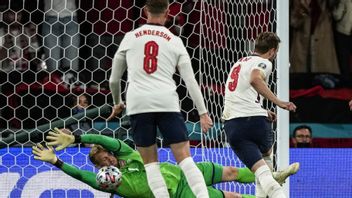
[46,127,75,151]
[32,143,58,164]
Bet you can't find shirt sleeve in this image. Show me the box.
[109,35,128,105]
[251,60,272,80]
[176,41,207,115]
[59,162,115,193]
[81,134,135,156]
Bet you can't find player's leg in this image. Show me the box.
[157,112,209,198]
[253,117,286,198]
[252,159,286,198]
[221,145,274,198]
[260,128,300,186]
[252,159,300,196]
[255,177,266,198]
[263,150,273,171]
[224,116,286,198]
[130,113,169,198]
[172,142,209,198]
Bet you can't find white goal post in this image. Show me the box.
[276,0,290,196]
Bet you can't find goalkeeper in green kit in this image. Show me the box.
[32,128,299,198]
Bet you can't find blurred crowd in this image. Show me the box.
[290,0,352,87]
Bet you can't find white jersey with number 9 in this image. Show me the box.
[222,55,272,120]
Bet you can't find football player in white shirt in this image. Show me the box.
[108,0,213,197]
[222,32,297,198]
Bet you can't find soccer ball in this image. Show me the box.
[96,165,122,190]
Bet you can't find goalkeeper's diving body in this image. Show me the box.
[32,128,299,198]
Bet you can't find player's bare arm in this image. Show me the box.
[108,52,127,121]
[250,69,296,112]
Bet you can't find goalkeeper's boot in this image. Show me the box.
[273,162,300,185]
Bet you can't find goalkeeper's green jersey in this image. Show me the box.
[59,134,182,198]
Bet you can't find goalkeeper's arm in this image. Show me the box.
[75,133,135,155]
[46,128,135,155]
[32,143,115,193]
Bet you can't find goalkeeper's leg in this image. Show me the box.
[221,166,255,183]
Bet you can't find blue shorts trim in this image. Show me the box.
[130,112,189,147]
[224,116,273,168]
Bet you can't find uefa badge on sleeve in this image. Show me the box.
[258,63,267,69]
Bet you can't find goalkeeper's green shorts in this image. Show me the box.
[174,162,224,198]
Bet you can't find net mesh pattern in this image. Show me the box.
[0,0,278,197]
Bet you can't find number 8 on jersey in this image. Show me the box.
[144,41,159,74]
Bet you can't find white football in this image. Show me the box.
[96,165,122,190]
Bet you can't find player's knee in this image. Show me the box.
[173,150,190,163]
[170,142,191,163]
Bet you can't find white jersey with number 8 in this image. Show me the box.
[111,24,207,116]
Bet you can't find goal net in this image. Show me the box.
[0,0,283,197]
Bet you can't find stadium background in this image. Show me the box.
[1,0,352,197]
